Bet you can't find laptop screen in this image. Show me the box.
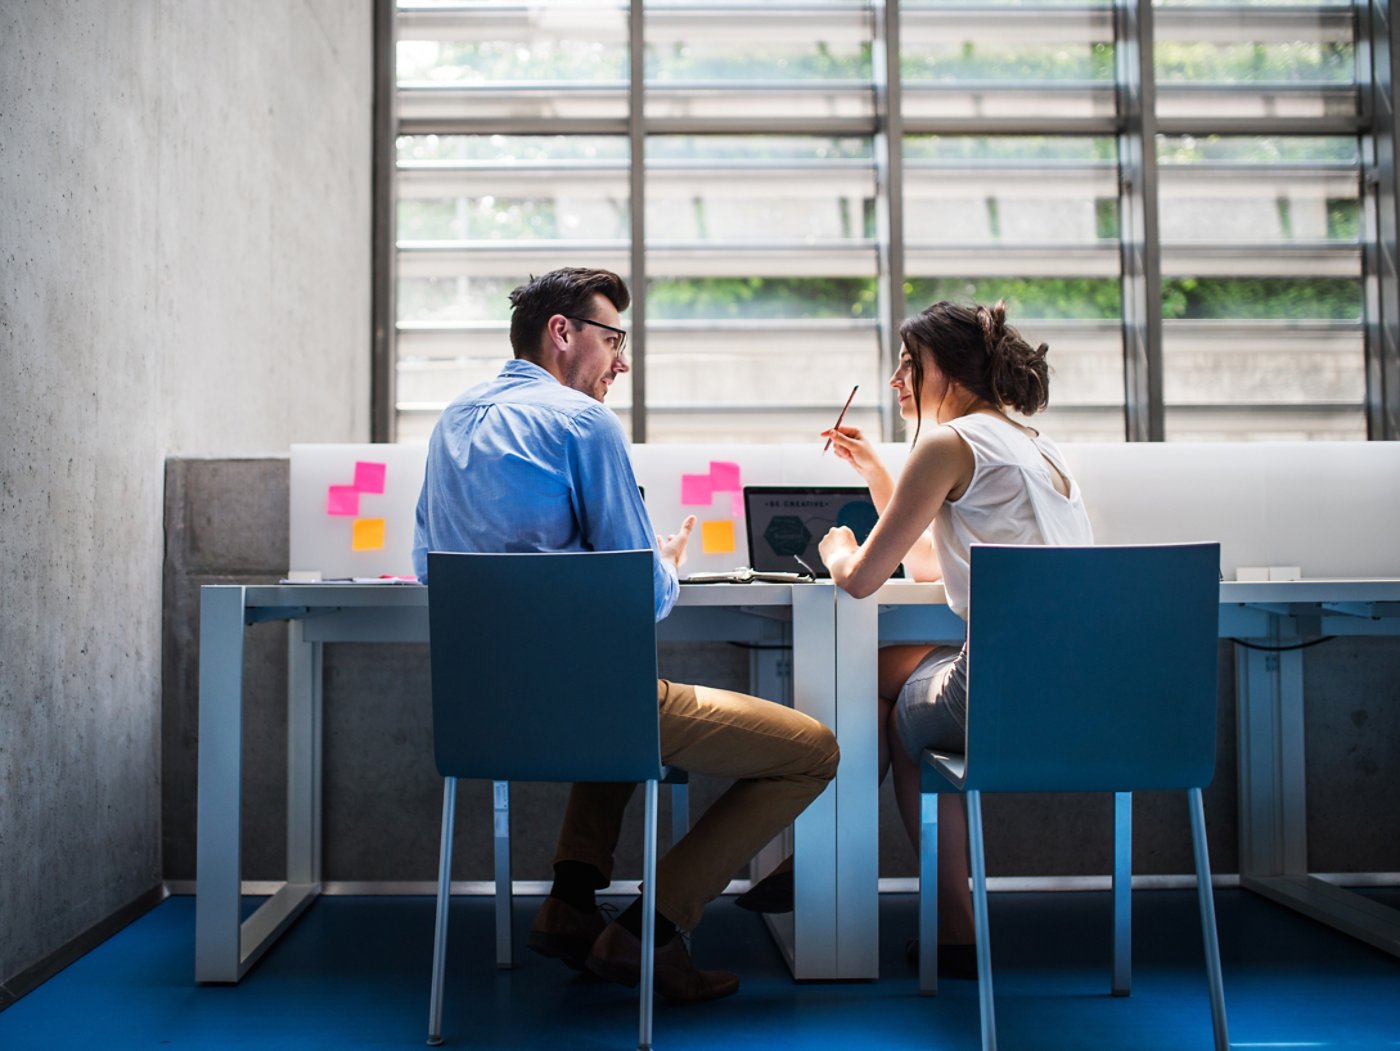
[743,485,898,579]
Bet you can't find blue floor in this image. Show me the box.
[2,889,1397,1050]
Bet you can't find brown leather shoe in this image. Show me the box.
[585,921,740,1002]
[734,867,794,914]
[527,897,608,971]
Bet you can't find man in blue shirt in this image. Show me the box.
[413,268,839,1003]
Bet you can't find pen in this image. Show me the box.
[821,384,859,454]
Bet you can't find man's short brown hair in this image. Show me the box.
[508,268,631,358]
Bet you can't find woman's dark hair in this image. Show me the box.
[508,267,630,357]
[898,300,1050,440]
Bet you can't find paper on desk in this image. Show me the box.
[278,576,420,585]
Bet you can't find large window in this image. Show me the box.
[385,0,1397,443]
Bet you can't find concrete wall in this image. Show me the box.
[161,459,1400,890]
[0,2,372,991]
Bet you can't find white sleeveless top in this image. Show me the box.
[930,413,1093,619]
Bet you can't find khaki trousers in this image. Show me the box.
[554,679,840,931]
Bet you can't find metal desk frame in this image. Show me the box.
[1224,579,1400,959]
[860,577,1400,962]
[195,577,1400,984]
[194,582,878,983]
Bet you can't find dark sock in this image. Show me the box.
[617,898,677,947]
[549,860,604,914]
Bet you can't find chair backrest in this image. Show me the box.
[962,543,1220,794]
[426,550,662,783]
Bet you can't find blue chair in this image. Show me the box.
[918,543,1228,1051]
[425,550,673,1051]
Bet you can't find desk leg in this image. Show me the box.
[1236,622,1400,957]
[286,622,322,887]
[196,586,248,983]
[832,589,880,980]
[195,590,323,984]
[775,584,840,979]
[1235,624,1307,881]
[234,623,323,975]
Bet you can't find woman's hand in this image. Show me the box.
[818,525,859,585]
[822,424,878,475]
[821,425,895,507]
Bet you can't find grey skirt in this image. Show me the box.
[893,643,969,760]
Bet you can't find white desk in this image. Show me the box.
[194,581,878,983]
[848,577,1400,962]
[195,576,1400,985]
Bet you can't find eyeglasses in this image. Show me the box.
[564,315,628,360]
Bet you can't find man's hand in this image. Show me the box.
[658,515,697,571]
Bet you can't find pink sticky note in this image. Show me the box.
[326,485,360,516]
[354,461,387,494]
[681,474,713,505]
[730,491,745,519]
[709,461,741,492]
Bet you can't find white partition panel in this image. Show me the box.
[290,443,429,579]
[1061,443,1270,578]
[288,440,1399,582]
[1258,442,1400,580]
[633,440,1400,581]
[1061,442,1400,580]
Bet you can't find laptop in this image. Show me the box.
[743,485,901,580]
[288,443,428,581]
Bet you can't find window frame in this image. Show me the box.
[374,0,1400,443]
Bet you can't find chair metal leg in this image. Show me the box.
[1189,788,1230,1051]
[669,781,689,847]
[967,790,997,1051]
[639,779,659,1051]
[493,781,512,969]
[427,777,457,1047]
[1112,791,1132,996]
[919,789,939,995]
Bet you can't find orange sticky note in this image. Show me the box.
[701,519,736,555]
[351,518,386,551]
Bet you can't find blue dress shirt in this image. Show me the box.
[412,358,679,620]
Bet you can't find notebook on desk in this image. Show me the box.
[288,443,428,581]
[682,485,897,583]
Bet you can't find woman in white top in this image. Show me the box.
[820,299,1093,974]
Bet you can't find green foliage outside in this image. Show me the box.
[646,41,872,81]
[904,137,1117,162]
[907,278,1122,319]
[1161,278,1360,320]
[908,277,1359,321]
[648,278,878,320]
[647,137,872,162]
[1157,135,1357,165]
[902,42,1114,82]
[1155,42,1352,83]
[399,38,1353,88]
[401,275,1362,325]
